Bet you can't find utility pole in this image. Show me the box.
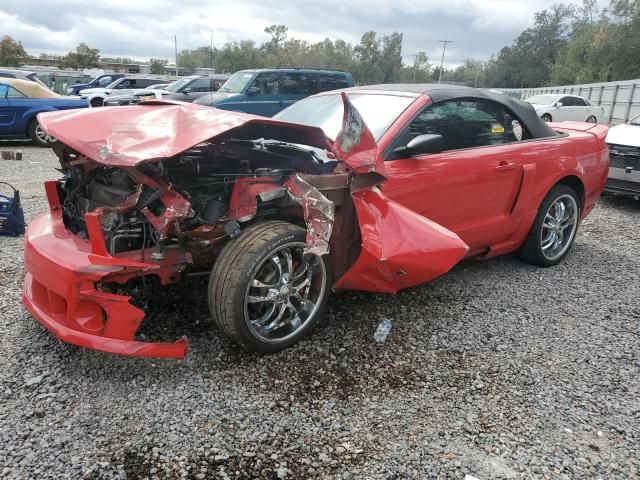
[174,35,178,76]
[438,40,452,84]
[210,31,214,71]
[411,54,419,83]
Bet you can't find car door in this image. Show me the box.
[280,72,316,111]
[242,72,283,116]
[382,98,529,250]
[555,96,575,121]
[181,78,212,102]
[0,84,12,129]
[0,84,25,133]
[571,96,591,121]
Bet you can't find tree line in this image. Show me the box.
[1,0,638,88]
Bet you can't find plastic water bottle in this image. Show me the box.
[374,318,392,343]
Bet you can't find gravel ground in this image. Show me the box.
[0,144,638,480]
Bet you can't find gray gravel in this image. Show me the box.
[0,144,638,479]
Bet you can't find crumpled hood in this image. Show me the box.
[37,100,333,166]
[606,123,640,147]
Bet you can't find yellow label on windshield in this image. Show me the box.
[491,123,505,134]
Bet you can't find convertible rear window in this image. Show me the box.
[405,99,531,151]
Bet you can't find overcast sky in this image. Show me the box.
[0,0,606,67]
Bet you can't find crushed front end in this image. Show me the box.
[23,113,340,358]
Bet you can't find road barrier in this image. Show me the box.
[501,79,640,125]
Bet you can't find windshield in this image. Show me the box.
[165,78,192,93]
[274,93,415,140]
[525,95,558,105]
[26,73,48,89]
[218,71,254,93]
[629,115,640,126]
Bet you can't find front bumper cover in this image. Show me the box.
[22,190,189,359]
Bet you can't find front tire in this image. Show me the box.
[209,221,332,353]
[90,97,104,107]
[518,185,580,267]
[28,118,55,147]
[541,113,552,122]
[586,115,597,123]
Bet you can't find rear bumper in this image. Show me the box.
[605,168,640,197]
[22,201,189,359]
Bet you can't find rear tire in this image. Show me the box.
[586,115,597,123]
[518,184,580,267]
[209,221,332,353]
[541,114,552,122]
[28,118,55,147]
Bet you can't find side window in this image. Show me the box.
[250,73,281,95]
[280,73,315,95]
[97,76,113,87]
[316,74,349,92]
[559,96,572,106]
[405,99,530,152]
[7,86,26,98]
[137,79,156,88]
[573,97,587,106]
[189,78,212,92]
[0,84,8,97]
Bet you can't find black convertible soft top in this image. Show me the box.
[349,84,558,139]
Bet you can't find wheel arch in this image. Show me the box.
[554,175,585,210]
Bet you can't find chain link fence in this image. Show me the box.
[501,79,640,125]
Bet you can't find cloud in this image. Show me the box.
[1,0,608,66]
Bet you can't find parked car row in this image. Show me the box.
[0,67,636,198]
[103,75,230,106]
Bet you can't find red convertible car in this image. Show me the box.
[22,84,609,357]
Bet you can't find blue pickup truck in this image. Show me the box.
[193,68,354,116]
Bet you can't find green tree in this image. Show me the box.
[379,32,403,83]
[149,58,168,74]
[354,31,383,84]
[0,35,28,67]
[60,43,100,69]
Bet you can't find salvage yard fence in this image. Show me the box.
[501,79,640,125]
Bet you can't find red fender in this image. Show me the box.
[335,188,469,293]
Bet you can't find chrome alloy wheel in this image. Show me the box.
[540,194,579,261]
[244,242,326,343]
[35,124,56,144]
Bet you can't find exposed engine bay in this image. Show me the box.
[55,138,341,260]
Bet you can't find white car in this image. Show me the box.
[525,94,604,124]
[605,114,640,197]
[79,77,167,107]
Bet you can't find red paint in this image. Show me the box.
[335,188,468,293]
[227,177,282,221]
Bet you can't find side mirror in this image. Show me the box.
[393,134,444,157]
[182,87,191,94]
[246,86,260,95]
[556,101,563,107]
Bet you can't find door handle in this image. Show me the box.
[495,161,519,172]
